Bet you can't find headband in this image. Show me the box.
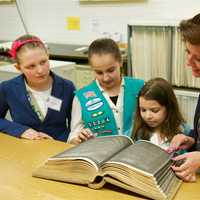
[9,38,44,59]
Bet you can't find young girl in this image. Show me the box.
[132,77,190,150]
[68,38,144,144]
[0,34,75,141]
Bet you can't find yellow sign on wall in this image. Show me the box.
[66,17,80,31]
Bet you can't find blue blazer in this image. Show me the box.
[189,94,200,150]
[0,72,75,142]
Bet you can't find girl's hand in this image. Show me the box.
[69,128,94,145]
[167,134,195,153]
[21,129,53,140]
[171,152,200,182]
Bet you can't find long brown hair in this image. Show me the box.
[132,78,185,141]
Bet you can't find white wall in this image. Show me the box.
[0,0,200,44]
[0,4,25,40]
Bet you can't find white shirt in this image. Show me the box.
[68,79,125,142]
[150,132,170,150]
[26,83,52,117]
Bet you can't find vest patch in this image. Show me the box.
[91,111,104,118]
[85,97,104,111]
[83,91,97,99]
[88,116,110,128]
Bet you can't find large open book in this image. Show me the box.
[33,136,182,200]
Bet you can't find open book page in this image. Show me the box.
[33,135,133,185]
[101,140,181,200]
[49,135,133,167]
[104,140,171,176]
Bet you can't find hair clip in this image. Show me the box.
[9,38,43,59]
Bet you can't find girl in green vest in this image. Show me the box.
[68,38,144,145]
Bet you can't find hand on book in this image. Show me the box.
[21,128,53,140]
[69,128,94,145]
[167,134,195,153]
[171,151,200,182]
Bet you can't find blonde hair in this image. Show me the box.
[11,34,48,63]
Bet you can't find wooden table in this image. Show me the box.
[0,133,199,200]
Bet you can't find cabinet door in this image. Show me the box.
[75,65,94,89]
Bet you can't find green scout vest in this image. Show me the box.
[76,77,144,137]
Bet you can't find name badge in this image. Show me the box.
[46,96,62,111]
